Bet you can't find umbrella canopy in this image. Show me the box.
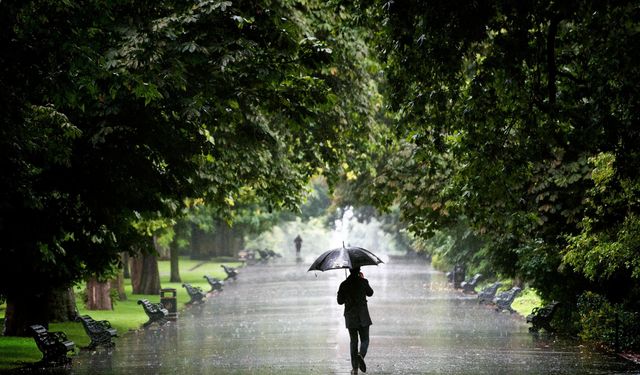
[308,245,384,272]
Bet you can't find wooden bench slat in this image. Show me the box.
[494,287,522,313]
[221,265,238,281]
[526,302,560,333]
[461,273,482,294]
[77,315,117,349]
[30,324,75,366]
[203,275,224,293]
[137,299,169,328]
[478,282,502,304]
[182,283,206,305]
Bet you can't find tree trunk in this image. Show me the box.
[153,234,170,260]
[170,243,181,283]
[3,292,50,336]
[115,270,127,301]
[190,224,210,260]
[217,221,227,257]
[122,252,130,279]
[230,225,244,257]
[212,221,242,257]
[212,223,224,257]
[190,221,245,259]
[130,253,161,295]
[85,277,113,310]
[47,287,78,322]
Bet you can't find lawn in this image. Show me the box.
[511,287,542,317]
[0,257,242,370]
[473,279,543,317]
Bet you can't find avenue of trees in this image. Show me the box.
[1,0,639,351]
[0,0,379,335]
[342,0,640,349]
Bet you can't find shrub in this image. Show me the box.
[577,291,640,351]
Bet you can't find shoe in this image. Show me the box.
[351,369,358,375]
[357,353,367,373]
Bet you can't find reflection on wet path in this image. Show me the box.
[69,259,640,374]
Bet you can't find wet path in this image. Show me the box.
[70,258,640,374]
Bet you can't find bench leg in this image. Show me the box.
[85,335,115,350]
[85,341,98,350]
[41,348,72,366]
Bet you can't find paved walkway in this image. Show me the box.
[68,258,640,374]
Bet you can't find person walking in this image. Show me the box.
[337,266,374,374]
[294,235,303,255]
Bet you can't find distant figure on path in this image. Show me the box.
[294,235,303,255]
[337,266,374,374]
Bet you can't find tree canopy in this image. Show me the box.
[343,0,640,338]
[2,0,640,348]
[0,0,379,334]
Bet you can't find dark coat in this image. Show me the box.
[337,273,374,328]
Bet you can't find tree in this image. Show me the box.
[85,277,113,310]
[350,0,640,333]
[130,252,161,295]
[1,0,379,335]
[167,220,191,283]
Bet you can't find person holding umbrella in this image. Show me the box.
[308,244,382,374]
[338,266,374,374]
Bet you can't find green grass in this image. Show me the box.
[474,279,543,317]
[511,287,542,317]
[0,257,242,370]
[0,335,41,369]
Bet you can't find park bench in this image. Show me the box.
[446,264,466,289]
[461,273,482,294]
[137,299,169,327]
[76,315,117,349]
[203,275,224,293]
[477,282,502,304]
[221,264,238,281]
[246,249,256,260]
[30,324,75,366]
[256,249,271,261]
[256,249,281,262]
[526,302,560,333]
[182,283,206,305]
[238,249,255,262]
[494,286,522,313]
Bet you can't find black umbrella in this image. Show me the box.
[308,245,384,272]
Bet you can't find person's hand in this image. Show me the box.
[359,272,364,278]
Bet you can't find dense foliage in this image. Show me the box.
[578,292,640,351]
[3,0,640,351]
[343,0,640,344]
[0,0,378,334]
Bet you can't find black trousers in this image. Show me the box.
[348,325,370,370]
